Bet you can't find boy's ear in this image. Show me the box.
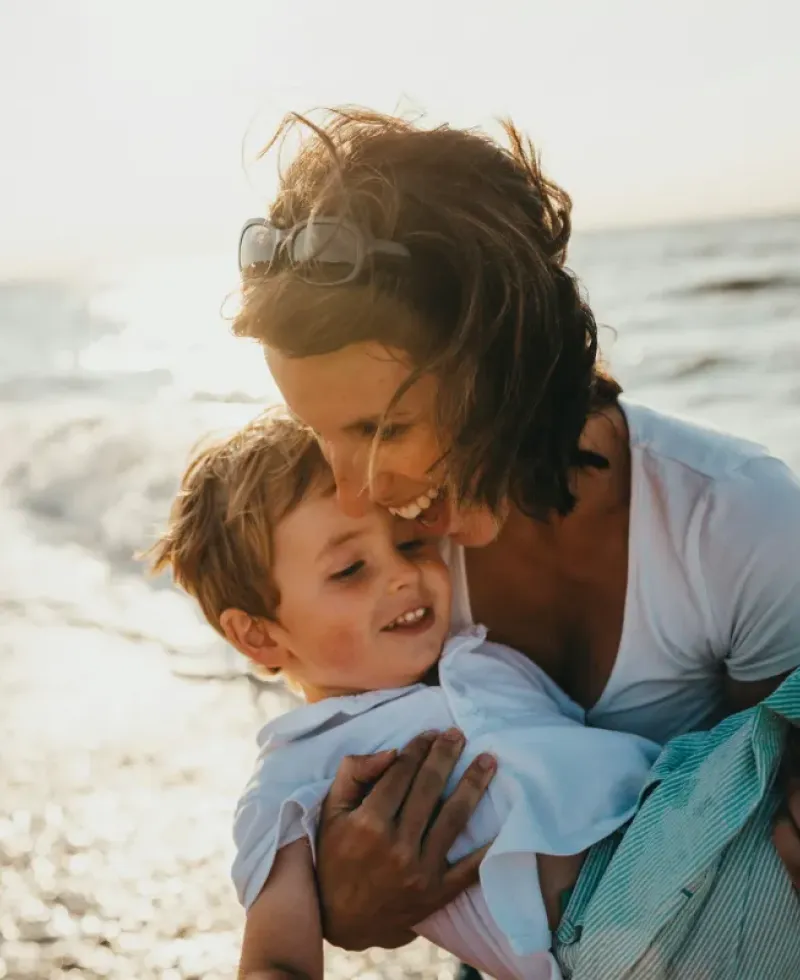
[219,608,288,670]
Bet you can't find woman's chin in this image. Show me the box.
[420,495,502,547]
[414,494,451,536]
[450,517,502,547]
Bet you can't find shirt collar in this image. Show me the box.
[257,625,487,748]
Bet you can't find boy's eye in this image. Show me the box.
[330,560,365,581]
[397,538,425,553]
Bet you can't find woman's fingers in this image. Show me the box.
[321,749,399,818]
[422,752,497,862]
[314,733,496,950]
[397,729,468,844]
[441,842,492,899]
[361,732,439,821]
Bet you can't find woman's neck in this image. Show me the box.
[571,404,630,516]
[462,404,632,706]
[458,404,630,555]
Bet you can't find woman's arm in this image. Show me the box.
[238,838,323,980]
[315,731,496,950]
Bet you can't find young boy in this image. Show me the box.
[149,411,800,980]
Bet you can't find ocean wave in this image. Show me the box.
[669,354,738,379]
[0,368,173,402]
[1,407,238,578]
[679,274,800,297]
[190,389,267,404]
[0,277,123,381]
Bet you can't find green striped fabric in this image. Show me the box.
[554,669,800,979]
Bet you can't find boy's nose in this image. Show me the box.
[387,553,421,593]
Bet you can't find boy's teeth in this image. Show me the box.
[387,606,428,629]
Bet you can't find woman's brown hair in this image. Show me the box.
[234,107,620,517]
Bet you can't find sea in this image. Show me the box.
[2,214,800,679]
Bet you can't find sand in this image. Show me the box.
[0,608,457,980]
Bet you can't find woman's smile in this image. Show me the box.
[387,486,441,520]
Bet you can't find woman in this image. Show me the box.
[232,108,800,957]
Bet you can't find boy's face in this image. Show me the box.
[268,489,451,699]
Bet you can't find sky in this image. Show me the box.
[1,0,799,272]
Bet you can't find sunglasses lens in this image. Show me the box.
[239,223,281,271]
[291,222,360,279]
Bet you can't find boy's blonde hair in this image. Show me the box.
[147,409,332,635]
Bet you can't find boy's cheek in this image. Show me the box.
[428,561,453,610]
[313,622,371,671]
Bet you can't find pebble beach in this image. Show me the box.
[0,609,457,980]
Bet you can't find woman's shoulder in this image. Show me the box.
[622,399,800,681]
[622,397,800,524]
[621,397,773,483]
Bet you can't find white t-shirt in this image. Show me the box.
[446,398,800,745]
[232,628,659,980]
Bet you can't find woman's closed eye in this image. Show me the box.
[357,421,409,442]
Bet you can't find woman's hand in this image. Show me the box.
[315,730,496,951]
[773,724,800,890]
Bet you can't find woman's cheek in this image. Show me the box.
[402,436,442,481]
[379,429,441,484]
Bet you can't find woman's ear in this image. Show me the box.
[219,608,288,671]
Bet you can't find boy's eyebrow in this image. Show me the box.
[317,529,364,561]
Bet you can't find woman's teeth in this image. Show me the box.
[389,488,439,520]
[385,606,428,630]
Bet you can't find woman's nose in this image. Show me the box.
[326,449,371,517]
[335,479,371,517]
[369,471,394,503]
[325,445,398,517]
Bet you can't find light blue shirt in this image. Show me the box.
[232,628,660,980]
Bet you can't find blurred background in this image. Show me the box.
[1,1,799,978]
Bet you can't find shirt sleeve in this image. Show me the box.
[698,455,800,682]
[230,758,331,910]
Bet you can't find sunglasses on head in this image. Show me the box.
[238,217,411,285]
